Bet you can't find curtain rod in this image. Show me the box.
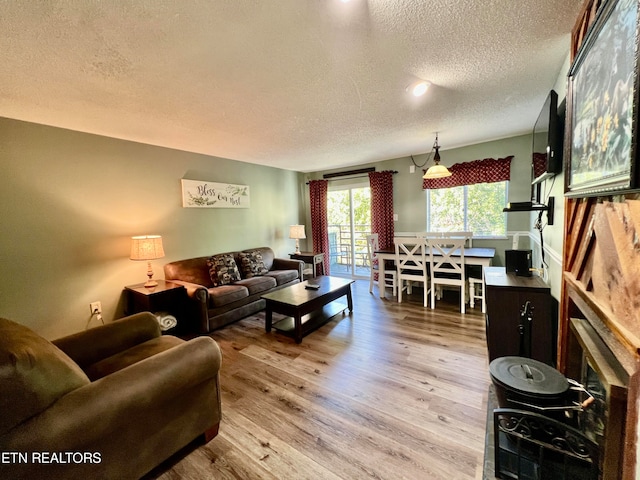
[323,167,376,179]
[306,170,398,184]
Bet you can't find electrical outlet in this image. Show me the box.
[89,301,102,315]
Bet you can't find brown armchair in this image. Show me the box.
[0,312,222,480]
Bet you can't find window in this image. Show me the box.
[426,181,508,237]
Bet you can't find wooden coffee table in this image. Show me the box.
[262,276,354,343]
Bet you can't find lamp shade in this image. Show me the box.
[289,225,306,240]
[423,164,452,179]
[130,235,165,261]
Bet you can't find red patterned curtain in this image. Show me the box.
[369,171,394,250]
[422,156,513,189]
[309,180,330,275]
[532,152,546,179]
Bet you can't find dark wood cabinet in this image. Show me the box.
[124,280,187,333]
[484,266,557,365]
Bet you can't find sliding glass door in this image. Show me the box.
[327,183,371,278]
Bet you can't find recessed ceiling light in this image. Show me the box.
[407,81,430,97]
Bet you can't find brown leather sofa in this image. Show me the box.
[164,246,303,333]
[0,312,221,480]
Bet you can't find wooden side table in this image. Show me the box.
[289,252,325,277]
[124,280,187,333]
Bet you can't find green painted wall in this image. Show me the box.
[0,117,305,338]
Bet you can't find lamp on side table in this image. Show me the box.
[130,235,165,288]
[289,225,306,255]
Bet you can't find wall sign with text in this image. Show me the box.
[181,179,250,208]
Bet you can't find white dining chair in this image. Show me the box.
[366,234,397,296]
[416,231,473,247]
[437,232,483,312]
[394,236,430,307]
[418,232,473,303]
[426,236,467,313]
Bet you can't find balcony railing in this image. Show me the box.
[328,224,372,277]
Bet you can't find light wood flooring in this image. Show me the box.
[148,280,492,480]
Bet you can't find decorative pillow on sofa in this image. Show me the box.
[238,250,269,278]
[207,254,241,286]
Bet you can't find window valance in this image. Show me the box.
[422,156,513,189]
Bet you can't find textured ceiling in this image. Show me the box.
[0,0,583,172]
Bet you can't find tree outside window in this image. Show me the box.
[427,181,507,237]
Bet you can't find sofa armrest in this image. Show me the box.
[272,258,304,279]
[164,279,210,332]
[1,337,222,479]
[167,279,209,302]
[52,312,161,369]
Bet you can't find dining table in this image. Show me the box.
[374,246,496,299]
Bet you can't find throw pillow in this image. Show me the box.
[207,254,241,286]
[238,250,269,278]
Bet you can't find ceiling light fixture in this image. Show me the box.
[422,133,452,179]
[406,80,431,97]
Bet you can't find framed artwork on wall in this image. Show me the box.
[181,179,250,208]
[566,0,639,197]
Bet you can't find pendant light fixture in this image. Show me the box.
[422,133,452,179]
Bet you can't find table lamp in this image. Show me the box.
[289,225,306,254]
[130,235,165,287]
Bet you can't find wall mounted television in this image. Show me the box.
[531,89,564,186]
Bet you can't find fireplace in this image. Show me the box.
[489,353,601,479]
[486,283,633,480]
[487,315,631,479]
[565,307,633,479]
